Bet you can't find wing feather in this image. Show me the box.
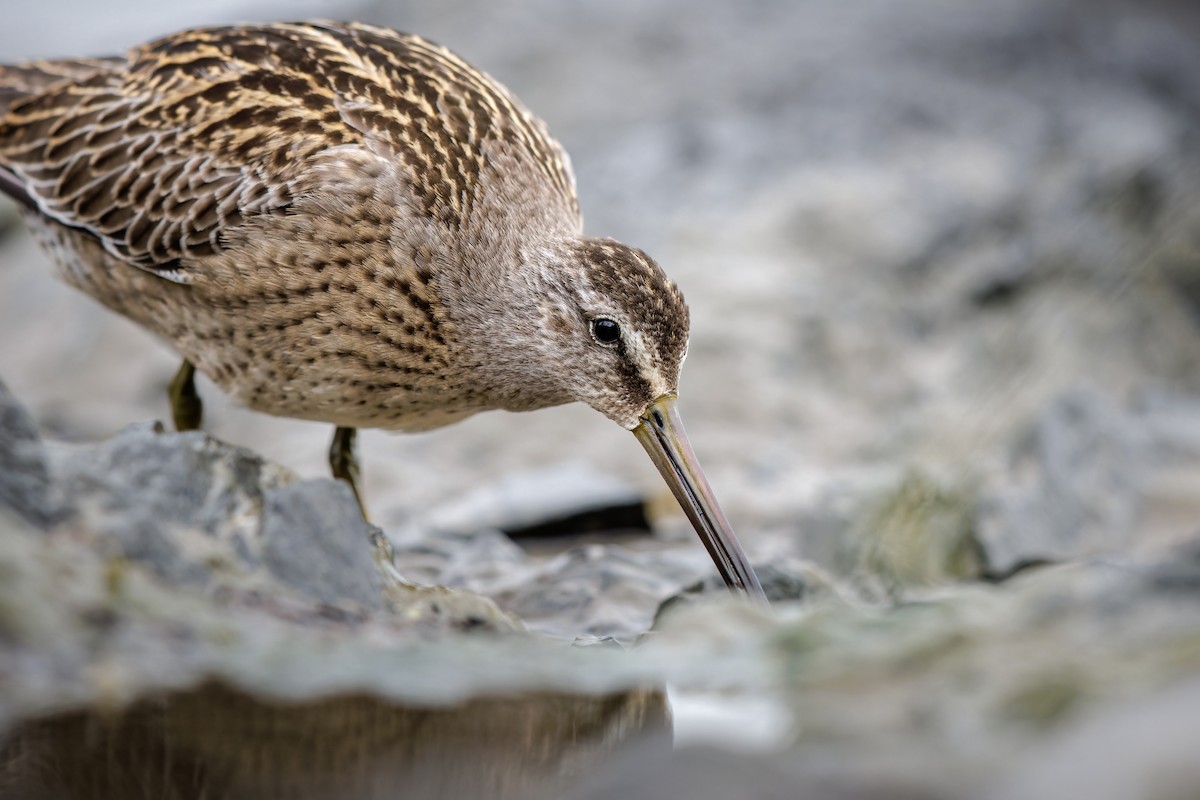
[0,21,580,279]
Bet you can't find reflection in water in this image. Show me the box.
[0,683,670,800]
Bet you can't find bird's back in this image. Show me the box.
[0,21,580,277]
[0,58,122,115]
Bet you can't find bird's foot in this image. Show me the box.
[329,425,368,519]
[168,359,203,431]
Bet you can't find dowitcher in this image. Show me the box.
[0,21,765,599]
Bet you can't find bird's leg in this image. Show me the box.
[168,359,203,431]
[329,426,367,518]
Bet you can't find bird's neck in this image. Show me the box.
[434,234,578,415]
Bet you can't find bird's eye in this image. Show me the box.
[592,318,621,344]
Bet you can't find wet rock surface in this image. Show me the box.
[2,0,1200,797]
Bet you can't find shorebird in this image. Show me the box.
[0,21,765,599]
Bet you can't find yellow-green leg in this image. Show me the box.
[330,426,367,518]
[168,360,203,432]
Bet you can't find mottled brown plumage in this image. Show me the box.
[0,21,764,599]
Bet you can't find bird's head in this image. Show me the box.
[519,237,690,429]
[454,234,766,601]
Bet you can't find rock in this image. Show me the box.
[654,562,819,625]
[977,391,1145,573]
[391,462,763,637]
[841,471,983,598]
[260,480,383,610]
[559,744,805,800]
[791,469,983,598]
[399,528,715,638]
[0,378,59,527]
[0,380,681,799]
[986,678,1200,800]
[0,381,696,800]
[492,543,693,638]
[45,421,296,592]
[624,538,1200,800]
[978,390,1200,574]
[0,381,559,728]
[761,546,1200,797]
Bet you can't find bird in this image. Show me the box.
[0,21,765,601]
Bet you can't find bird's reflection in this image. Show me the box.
[1,682,670,800]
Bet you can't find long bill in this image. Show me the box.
[633,395,767,604]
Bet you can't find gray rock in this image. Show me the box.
[560,745,806,800]
[396,527,709,638]
[6,411,385,613]
[791,469,983,598]
[977,391,1146,572]
[0,377,59,527]
[261,479,383,610]
[986,678,1200,800]
[45,422,294,590]
[978,390,1200,574]
[571,534,1200,800]
[655,562,818,625]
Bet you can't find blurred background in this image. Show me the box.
[4,1,1200,797]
